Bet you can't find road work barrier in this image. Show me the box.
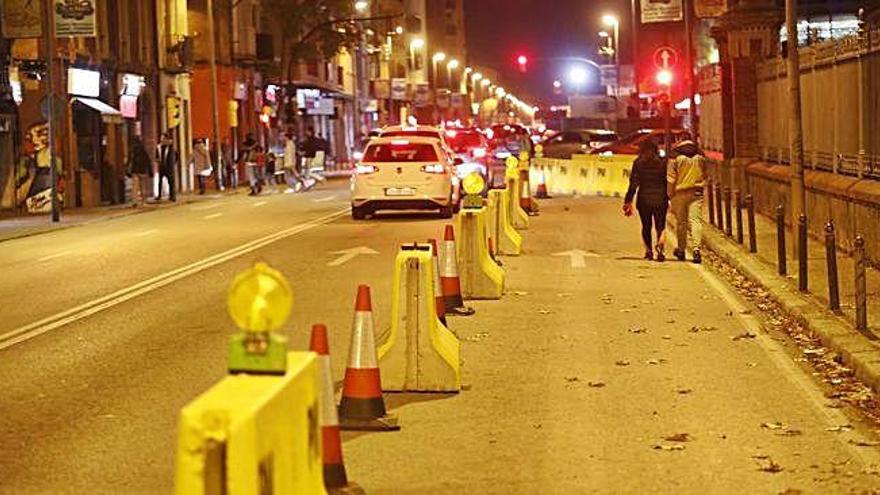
[378,244,462,392]
[507,177,530,230]
[440,225,476,316]
[339,285,399,431]
[489,189,523,256]
[532,154,634,198]
[455,207,505,300]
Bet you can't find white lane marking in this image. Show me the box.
[191,203,222,211]
[692,264,880,466]
[37,250,71,263]
[313,195,337,203]
[134,229,159,237]
[327,246,379,267]
[0,209,350,351]
[253,201,268,207]
[203,213,223,220]
[551,249,600,268]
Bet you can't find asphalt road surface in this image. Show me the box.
[1,181,878,493]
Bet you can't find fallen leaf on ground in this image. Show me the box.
[826,424,853,433]
[747,362,758,367]
[510,290,529,296]
[628,327,648,334]
[689,325,718,333]
[646,358,668,365]
[732,331,757,341]
[464,332,489,342]
[587,381,606,388]
[777,429,803,437]
[556,292,573,298]
[663,433,691,442]
[614,360,631,367]
[662,334,672,339]
[778,489,803,495]
[652,444,685,451]
[564,376,580,382]
[666,319,676,324]
[538,309,552,315]
[803,348,826,356]
[757,458,784,473]
[676,388,693,395]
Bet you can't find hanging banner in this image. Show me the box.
[1,0,43,38]
[54,0,97,37]
[694,0,726,18]
[641,0,683,24]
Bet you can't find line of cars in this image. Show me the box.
[349,123,689,219]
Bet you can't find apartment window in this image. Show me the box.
[307,61,319,77]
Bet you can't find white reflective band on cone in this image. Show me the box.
[318,354,340,426]
[348,311,379,369]
[441,241,458,277]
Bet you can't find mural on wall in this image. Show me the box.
[15,122,63,213]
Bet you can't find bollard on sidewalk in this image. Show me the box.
[824,222,840,312]
[746,194,757,253]
[798,213,808,293]
[734,190,744,245]
[854,235,871,338]
[715,182,724,232]
[776,205,787,276]
[723,187,733,237]
[707,180,716,227]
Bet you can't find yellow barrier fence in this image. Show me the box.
[533,154,636,198]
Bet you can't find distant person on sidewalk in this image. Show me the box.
[127,136,153,206]
[156,131,177,202]
[667,139,706,263]
[191,139,213,195]
[221,140,236,188]
[623,139,669,261]
[302,127,320,170]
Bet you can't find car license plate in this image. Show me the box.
[385,187,415,196]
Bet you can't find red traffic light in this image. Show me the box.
[656,69,673,87]
[516,55,528,72]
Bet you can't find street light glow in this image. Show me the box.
[395,25,404,35]
[473,72,483,81]
[602,14,618,26]
[553,80,562,89]
[447,59,460,70]
[354,0,369,12]
[432,52,447,63]
[410,37,424,49]
[568,67,588,86]
[481,79,491,86]
[598,31,609,38]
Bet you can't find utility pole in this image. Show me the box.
[786,0,806,237]
[206,0,223,189]
[42,0,60,222]
[684,0,698,140]
[630,0,640,97]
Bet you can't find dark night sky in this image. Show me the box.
[464,0,633,106]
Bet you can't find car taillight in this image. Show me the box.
[355,164,378,174]
[473,148,486,158]
[421,163,445,174]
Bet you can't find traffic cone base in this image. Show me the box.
[322,425,347,487]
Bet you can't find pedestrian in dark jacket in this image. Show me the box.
[128,136,152,205]
[624,139,669,261]
[156,131,178,201]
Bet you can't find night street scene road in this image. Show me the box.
[4,0,880,493]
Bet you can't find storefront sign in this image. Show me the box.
[234,82,248,100]
[694,0,726,18]
[306,97,335,116]
[641,0,683,24]
[67,68,100,98]
[120,95,138,119]
[1,0,43,38]
[228,100,239,127]
[54,0,97,37]
[120,73,145,97]
[391,79,407,101]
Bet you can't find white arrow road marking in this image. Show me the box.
[552,249,600,268]
[203,213,223,220]
[38,250,72,263]
[134,229,159,237]
[191,202,222,211]
[327,246,379,267]
[313,195,337,203]
[253,201,267,207]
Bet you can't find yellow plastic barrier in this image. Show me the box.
[378,245,461,392]
[175,352,324,495]
[507,177,530,230]
[489,189,522,256]
[455,207,505,300]
[535,155,634,198]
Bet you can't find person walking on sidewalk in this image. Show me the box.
[156,132,177,202]
[667,139,705,263]
[191,139,213,195]
[623,139,669,261]
[127,136,153,206]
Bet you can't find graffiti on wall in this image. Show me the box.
[15,122,63,213]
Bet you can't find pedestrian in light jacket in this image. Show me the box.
[624,138,669,261]
[191,139,213,195]
[667,139,706,263]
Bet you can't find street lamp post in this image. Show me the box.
[431,52,446,90]
[602,14,620,97]
[446,59,459,90]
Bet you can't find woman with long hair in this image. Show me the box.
[623,139,669,261]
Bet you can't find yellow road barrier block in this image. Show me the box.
[506,177,530,230]
[175,352,324,495]
[489,189,522,256]
[378,245,461,392]
[455,207,505,300]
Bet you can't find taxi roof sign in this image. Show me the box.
[228,262,293,332]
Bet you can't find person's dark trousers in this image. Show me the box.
[638,205,667,248]
[197,175,207,194]
[157,168,176,201]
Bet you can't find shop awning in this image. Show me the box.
[72,97,123,123]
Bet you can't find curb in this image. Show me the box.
[702,226,880,393]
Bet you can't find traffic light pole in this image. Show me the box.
[207,0,223,189]
[630,0,640,96]
[684,0,698,140]
[42,0,60,222]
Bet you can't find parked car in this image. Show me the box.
[590,129,690,156]
[445,128,489,182]
[540,129,618,159]
[350,136,460,219]
[379,124,456,159]
[485,124,533,188]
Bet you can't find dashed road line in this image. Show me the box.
[134,229,159,237]
[203,213,224,220]
[253,201,268,207]
[37,250,71,263]
[191,203,222,211]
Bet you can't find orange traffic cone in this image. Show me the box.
[339,285,399,431]
[440,225,476,316]
[310,324,364,494]
[520,169,539,215]
[428,239,448,326]
[535,169,550,199]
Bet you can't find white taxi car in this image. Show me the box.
[350,136,459,219]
